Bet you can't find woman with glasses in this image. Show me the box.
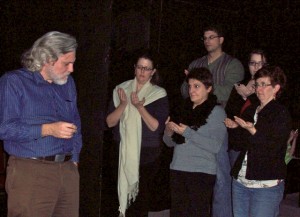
[224,66,291,217]
[225,49,267,167]
[163,67,227,217]
[106,49,169,217]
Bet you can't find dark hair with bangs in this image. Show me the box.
[249,49,268,64]
[186,67,213,90]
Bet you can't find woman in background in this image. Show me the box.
[225,49,267,167]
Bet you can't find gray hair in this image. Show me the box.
[21,31,78,72]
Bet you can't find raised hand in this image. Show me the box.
[165,119,187,136]
[117,88,127,106]
[246,79,255,94]
[131,91,145,109]
[224,118,239,128]
[175,123,187,135]
[164,116,174,136]
[233,116,256,135]
[235,84,250,99]
[235,80,255,99]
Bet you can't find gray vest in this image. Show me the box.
[188,53,233,86]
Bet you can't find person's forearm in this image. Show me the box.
[72,132,83,162]
[248,127,257,135]
[289,139,297,156]
[163,133,176,147]
[41,123,51,137]
[0,121,41,142]
[106,104,126,127]
[137,106,159,131]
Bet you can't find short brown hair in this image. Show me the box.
[254,66,287,98]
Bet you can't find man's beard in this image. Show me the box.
[47,67,69,85]
[53,77,68,85]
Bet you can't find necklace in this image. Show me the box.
[207,56,213,65]
[257,105,264,113]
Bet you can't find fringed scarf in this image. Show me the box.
[113,78,167,217]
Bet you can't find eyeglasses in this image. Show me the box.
[134,65,153,72]
[201,35,221,42]
[249,61,265,67]
[254,82,272,89]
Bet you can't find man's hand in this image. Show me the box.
[42,122,77,139]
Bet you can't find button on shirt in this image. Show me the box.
[0,69,82,162]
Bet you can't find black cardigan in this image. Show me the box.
[231,100,292,180]
[225,79,259,120]
[225,79,260,151]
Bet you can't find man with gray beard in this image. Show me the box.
[0,31,82,217]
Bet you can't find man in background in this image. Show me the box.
[181,25,244,107]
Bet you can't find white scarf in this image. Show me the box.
[113,78,167,217]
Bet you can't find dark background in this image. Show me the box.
[0,0,299,216]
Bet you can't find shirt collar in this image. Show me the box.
[32,70,50,85]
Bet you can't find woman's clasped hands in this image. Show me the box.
[164,116,187,136]
[235,79,255,99]
[117,88,146,110]
[224,116,256,135]
[130,91,145,110]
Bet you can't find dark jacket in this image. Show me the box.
[231,100,292,180]
[225,79,259,119]
[225,79,259,151]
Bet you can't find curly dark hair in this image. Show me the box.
[186,67,213,90]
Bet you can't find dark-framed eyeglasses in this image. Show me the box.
[249,61,265,67]
[254,82,272,89]
[134,65,153,72]
[201,35,221,42]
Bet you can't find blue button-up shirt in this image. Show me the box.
[0,68,82,162]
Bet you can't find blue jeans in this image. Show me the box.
[232,179,284,217]
[212,138,233,217]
